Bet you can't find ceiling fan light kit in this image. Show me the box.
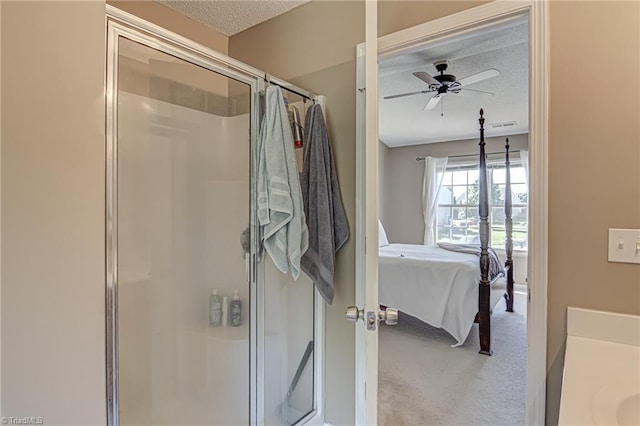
[432,60,457,86]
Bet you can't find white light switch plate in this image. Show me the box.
[608,229,640,264]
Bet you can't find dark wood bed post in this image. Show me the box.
[477,109,492,356]
[504,138,515,312]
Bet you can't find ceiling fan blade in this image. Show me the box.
[459,87,495,96]
[383,89,435,100]
[413,71,441,87]
[457,68,500,87]
[424,94,442,110]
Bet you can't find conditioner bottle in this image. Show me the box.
[221,296,228,327]
[209,289,222,326]
[229,290,242,327]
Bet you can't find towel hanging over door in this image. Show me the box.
[300,104,349,304]
[257,86,308,280]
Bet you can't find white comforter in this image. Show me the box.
[379,244,501,347]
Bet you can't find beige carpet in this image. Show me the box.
[379,292,527,426]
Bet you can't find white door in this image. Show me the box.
[349,2,393,425]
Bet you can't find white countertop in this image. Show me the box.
[559,308,640,426]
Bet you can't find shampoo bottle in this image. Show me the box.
[229,290,242,327]
[209,289,222,326]
[221,296,228,327]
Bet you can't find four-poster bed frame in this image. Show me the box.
[378,109,515,355]
[477,108,514,355]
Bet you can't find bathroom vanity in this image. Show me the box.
[559,307,640,426]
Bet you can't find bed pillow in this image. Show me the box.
[378,220,390,247]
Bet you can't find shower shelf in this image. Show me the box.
[188,325,282,342]
[190,324,250,341]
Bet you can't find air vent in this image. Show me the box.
[489,121,517,129]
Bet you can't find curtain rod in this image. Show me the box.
[265,73,316,103]
[415,150,522,161]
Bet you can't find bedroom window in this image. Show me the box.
[436,165,528,250]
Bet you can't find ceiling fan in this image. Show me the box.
[384,60,500,111]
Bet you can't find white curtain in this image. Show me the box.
[422,156,448,245]
[520,150,530,252]
[520,150,529,187]
[486,166,494,206]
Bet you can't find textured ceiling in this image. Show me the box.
[380,19,529,147]
[158,0,311,36]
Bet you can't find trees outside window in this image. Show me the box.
[436,165,528,250]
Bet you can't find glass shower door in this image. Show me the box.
[108,29,256,425]
[107,13,323,426]
[261,92,318,426]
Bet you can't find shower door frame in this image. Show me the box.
[105,6,325,426]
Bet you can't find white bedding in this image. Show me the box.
[378,243,506,347]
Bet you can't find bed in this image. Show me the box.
[379,244,507,348]
[379,109,515,355]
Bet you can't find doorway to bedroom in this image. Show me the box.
[376,15,530,426]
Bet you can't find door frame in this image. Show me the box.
[355,1,549,424]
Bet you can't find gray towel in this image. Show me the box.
[300,104,349,304]
[257,86,308,279]
[436,242,505,279]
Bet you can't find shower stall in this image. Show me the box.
[106,7,324,426]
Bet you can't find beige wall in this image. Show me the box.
[379,141,390,223]
[547,2,640,423]
[382,134,529,244]
[378,0,489,35]
[107,0,228,54]
[1,1,106,423]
